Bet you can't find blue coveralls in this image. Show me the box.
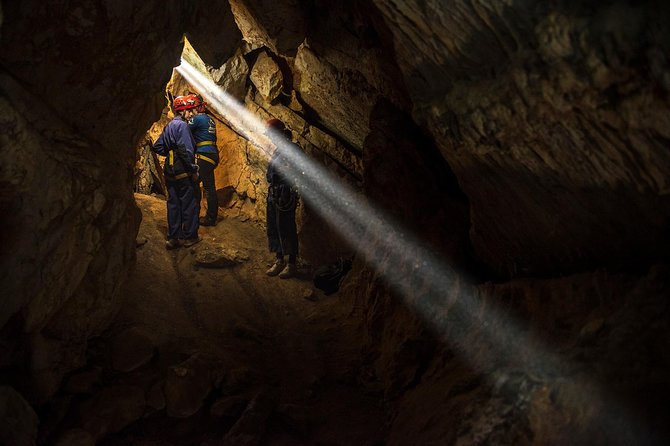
[152,116,200,241]
[188,113,219,223]
[266,148,299,257]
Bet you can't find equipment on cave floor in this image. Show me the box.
[313,257,353,295]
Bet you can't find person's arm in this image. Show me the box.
[152,128,169,156]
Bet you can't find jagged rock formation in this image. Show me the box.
[1,0,669,445]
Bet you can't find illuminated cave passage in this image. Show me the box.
[1,1,670,445]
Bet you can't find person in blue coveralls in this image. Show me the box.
[152,94,201,249]
[187,95,220,226]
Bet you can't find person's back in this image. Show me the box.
[188,105,219,226]
[155,116,197,181]
[152,95,202,249]
[189,113,216,144]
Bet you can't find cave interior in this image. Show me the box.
[1,1,670,445]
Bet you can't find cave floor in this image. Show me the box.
[90,194,384,445]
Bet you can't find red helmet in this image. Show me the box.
[173,94,201,111]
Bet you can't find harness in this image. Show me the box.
[196,153,217,166]
[166,150,191,181]
[196,141,217,165]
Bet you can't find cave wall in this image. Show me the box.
[373,0,670,276]
[215,0,670,443]
[0,0,240,411]
[354,2,670,443]
[156,1,670,278]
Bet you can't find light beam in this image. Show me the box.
[175,58,655,445]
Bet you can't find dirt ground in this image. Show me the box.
[101,193,384,445]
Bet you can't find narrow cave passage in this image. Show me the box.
[93,41,390,445]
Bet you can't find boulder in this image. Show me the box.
[164,353,213,418]
[250,51,284,102]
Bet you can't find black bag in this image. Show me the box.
[313,257,353,295]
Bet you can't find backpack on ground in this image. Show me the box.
[313,257,353,295]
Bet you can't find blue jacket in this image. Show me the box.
[153,116,197,179]
[188,113,217,154]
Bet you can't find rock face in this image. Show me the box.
[372,0,670,276]
[210,49,251,101]
[2,0,670,445]
[164,354,214,418]
[0,0,238,405]
[250,51,284,102]
[77,385,146,440]
[110,327,155,372]
[0,386,38,446]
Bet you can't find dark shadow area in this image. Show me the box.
[363,97,489,282]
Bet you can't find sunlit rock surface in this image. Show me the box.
[210,49,251,102]
[249,51,284,102]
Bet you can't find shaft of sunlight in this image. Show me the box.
[175,58,651,444]
[178,58,529,368]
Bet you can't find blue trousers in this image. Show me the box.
[166,178,200,240]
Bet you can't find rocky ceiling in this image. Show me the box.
[1,0,669,445]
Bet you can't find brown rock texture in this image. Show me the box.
[0,386,38,446]
[77,385,146,440]
[0,0,238,404]
[372,0,670,276]
[165,354,214,418]
[249,51,284,102]
[210,49,251,101]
